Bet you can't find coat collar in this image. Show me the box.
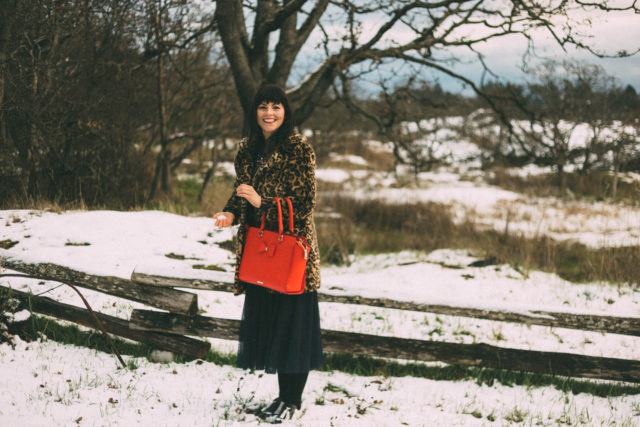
[251,133,303,183]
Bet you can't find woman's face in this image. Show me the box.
[256,101,285,139]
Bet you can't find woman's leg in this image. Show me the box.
[278,372,309,408]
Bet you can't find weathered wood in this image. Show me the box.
[2,286,210,358]
[321,330,640,383]
[130,272,640,337]
[129,309,640,383]
[318,294,640,338]
[131,270,235,293]
[130,308,241,339]
[0,251,198,315]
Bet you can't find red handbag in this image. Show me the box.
[238,197,310,294]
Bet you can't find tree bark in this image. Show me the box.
[3,286,210,358]
[149,5,171,199]
[611,145,620,200]
[214,0,257,118]
[129,309,640,383]
[0,0,15,148]
[198,137,219,203]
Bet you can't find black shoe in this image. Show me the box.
[265,401,297,424]
[257,398,282,420]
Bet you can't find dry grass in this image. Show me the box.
[312,133,396,172]
[488,168,640,204]
[0,195,87,213]
[317,194,639,286]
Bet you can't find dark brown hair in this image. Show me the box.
[247,84,295,158]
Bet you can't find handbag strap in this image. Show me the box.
[284,197,294,233]
[260,197,284,235]
[259,197,294,235]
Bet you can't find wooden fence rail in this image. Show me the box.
[2,252,639,383]
[132,271,640,337]
[1,285,210,358]
[1,255,197,315]
[129,308,640,383]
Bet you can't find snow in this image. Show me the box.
[328,153,369,167]
[316,168,640,248]
[4,337,636,426]
[316,168,352,183]
[1,209,639,425]
[1,119,639,425]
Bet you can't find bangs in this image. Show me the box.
[255,85,288,106]
[247,84,295,146]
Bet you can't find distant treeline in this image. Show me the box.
[1,2,639,207]
[0,1,241,207]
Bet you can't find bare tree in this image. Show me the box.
[143,1,243,200]
[0,0,164,206]
[213,0,640,127]
[0,0,16,152]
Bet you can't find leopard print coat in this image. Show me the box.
[223,133,321,295]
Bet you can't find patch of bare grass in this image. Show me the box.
[313,133,395,172]
[318,194,639,285]
[488,168,640,203]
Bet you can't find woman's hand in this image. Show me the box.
[213,212,235,228]
[236,184,262,208]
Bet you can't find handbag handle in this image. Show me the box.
[258,197,294,235]
[283,197,294,233]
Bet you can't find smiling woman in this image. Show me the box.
[212,84,322,424]
[257,101,285,140]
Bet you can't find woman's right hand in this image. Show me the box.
[213,212,235,228]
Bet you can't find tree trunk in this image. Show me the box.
[557,163,567,195]
[149,6,171,199]
[611,147,620,200]
[198,138,218,203]
[0,0,15,148]
[214,0,258,118]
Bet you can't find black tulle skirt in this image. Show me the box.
[236,284,323,374]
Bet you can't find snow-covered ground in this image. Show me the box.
[1,209,639,426]
[1,125,639,425]
[3,338,639,427]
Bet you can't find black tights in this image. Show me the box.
[277,372,309,407]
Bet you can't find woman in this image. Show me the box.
[213,84,322,423]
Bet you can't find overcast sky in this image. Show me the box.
[286,4,640,96]
[438,8,640,93]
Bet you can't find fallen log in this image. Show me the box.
[129,309,640,383]
[0,251,197,315]
[2,286,210,359]
[130,272,640,337]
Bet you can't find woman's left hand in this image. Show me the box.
[236,184,261,208]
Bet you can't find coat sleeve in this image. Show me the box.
[261,137,316,230]
[223,139,252,224]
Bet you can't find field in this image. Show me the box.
[1,130,639,426]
